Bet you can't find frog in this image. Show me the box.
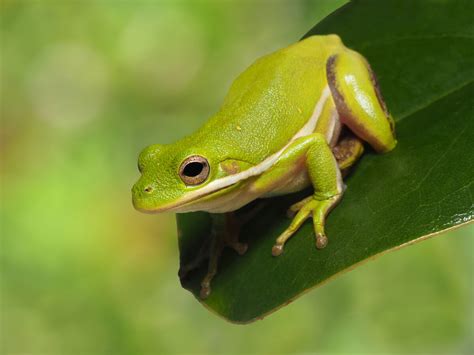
[132,35,397,299]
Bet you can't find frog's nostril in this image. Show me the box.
[144,186,153,193]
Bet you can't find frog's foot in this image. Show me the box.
[199,237,223,299]
[332,132,364,176]
[199,212,248,299]
[199,238,247,299]
[273,194,341,256]
[224,212,248,255]
[286,196,312,218]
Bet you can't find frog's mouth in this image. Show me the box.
[168,180,250,213]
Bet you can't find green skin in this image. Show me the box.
[132,35,397,298]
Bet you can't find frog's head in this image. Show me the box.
[132,143,252,213]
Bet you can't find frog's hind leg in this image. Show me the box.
[198,213,248,299]
[326,50,397,153]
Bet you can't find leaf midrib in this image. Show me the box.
[397,79,474,121]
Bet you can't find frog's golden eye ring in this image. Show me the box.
[179,155,210,186]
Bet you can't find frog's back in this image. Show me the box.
[189,35,346,163]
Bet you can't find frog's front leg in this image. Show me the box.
[285,132,362,220]
[199,213,247,299]
[268,133,344,256]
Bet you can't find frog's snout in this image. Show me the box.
[132,177,156,212]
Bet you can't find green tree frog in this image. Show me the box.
[132,35,397,298]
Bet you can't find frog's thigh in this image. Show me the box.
[305,133,344,198]
[326,50,397,153]
[272,133,344,255]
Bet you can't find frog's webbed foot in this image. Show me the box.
[273,194,341,256]
[332,130,364,177]
[197,212,248,299]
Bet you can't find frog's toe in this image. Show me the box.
[286,196,313,218]
[315,233,328,249]
[272,205,313,256]
[234,242,248,255]
[272,244,284,256]
[226,239,248,255]
[200,284,211,299]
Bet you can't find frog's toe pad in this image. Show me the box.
[272,244,284,257]
[231,242,248,255]
[316,234,328,249]
[200,285,211,299]
[237,243,248,255]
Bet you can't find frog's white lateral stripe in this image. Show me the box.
[172,86,331,210]
[324,107,336,145]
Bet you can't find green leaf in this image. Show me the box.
[177,0,474,323]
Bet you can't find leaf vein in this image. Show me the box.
[397,79,474,121]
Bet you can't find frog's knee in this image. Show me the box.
[325,34,342,45]
[326,50,396,154]
[304,133,331,156]
[309,132,327,145]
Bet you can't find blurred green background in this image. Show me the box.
[1,0,473,354]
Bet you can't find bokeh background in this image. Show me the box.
[1,0,473,354]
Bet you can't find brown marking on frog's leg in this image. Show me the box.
[326,55,378,149]
[367,63,389,117]
[367,62,397,137]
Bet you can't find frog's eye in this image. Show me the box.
[179,155,210,186]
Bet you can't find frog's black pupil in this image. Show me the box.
[183,162,204,177]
